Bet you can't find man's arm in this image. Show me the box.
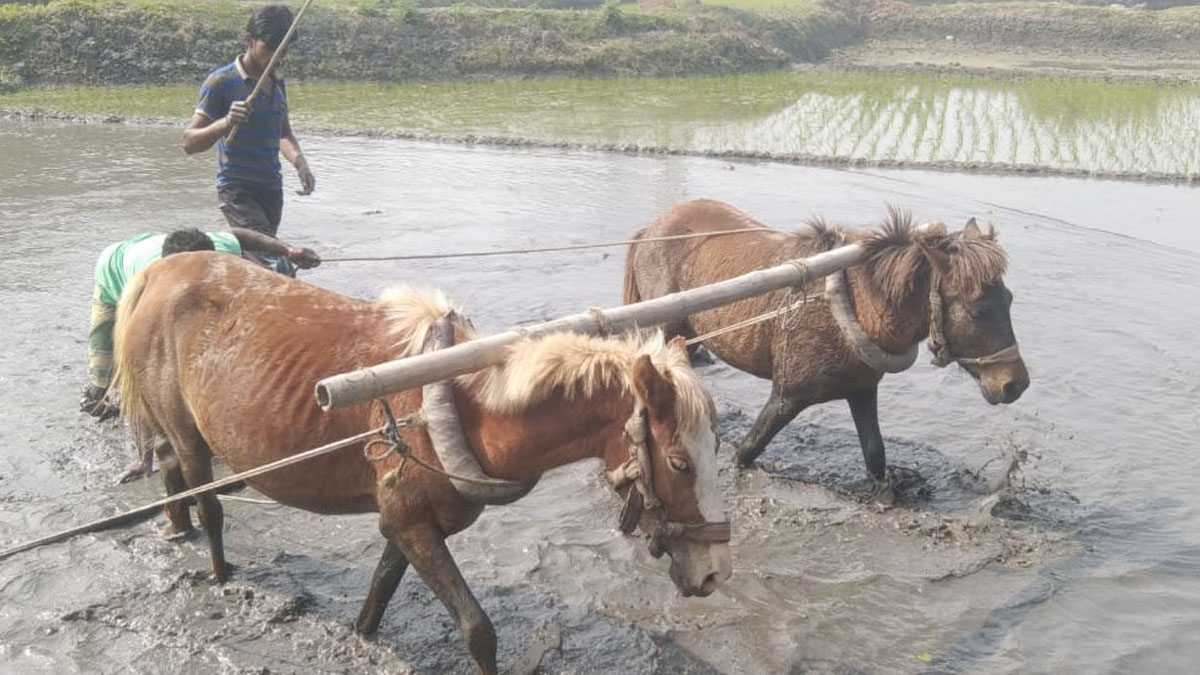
[229,227,321,269]
[182,101,251,155]
[280,116,315,195]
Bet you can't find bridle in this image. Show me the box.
[926,270,1023,369]
[605,402,731,558]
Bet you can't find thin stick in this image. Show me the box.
[225,0,316,146]
[0,426,382,561]
[322,228,762,262]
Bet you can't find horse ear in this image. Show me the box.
[916,234,953,276]
[963,217,982,239]
[632,354,675,419]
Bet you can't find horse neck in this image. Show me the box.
[845,264,932,353]
[456,382,636,482]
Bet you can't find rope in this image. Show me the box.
[0,426,385,561]
[322,228,759,263]
[685,292,823,346]
[217,495,279,506]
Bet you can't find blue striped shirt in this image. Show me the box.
[196,58,288,189]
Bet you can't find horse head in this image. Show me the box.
[609,336,732,597]
[917,219,1030,404]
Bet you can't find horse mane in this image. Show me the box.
[468,331,716,437]
[378,287,714,436]
[854,206,1008,303]
[377,285,478,356]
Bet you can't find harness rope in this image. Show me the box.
[322,228,760,263]
[360,400,532,488]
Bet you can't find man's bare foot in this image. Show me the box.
[115,461,155,485]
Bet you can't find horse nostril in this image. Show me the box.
[1002,379,1026,402]
[699,571,723,595]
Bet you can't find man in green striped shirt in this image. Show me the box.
[82,227,319,423]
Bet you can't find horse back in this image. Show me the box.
[117,252,385,513]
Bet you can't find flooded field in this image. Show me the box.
[4,70,1199,180]
[1,120,1199,674]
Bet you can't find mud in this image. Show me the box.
[2,122,1199,673]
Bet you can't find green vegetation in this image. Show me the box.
[0,0,861,87]
[4,70,1197,177]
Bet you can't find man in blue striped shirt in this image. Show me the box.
[182,5,315,276]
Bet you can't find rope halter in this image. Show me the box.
[926,270,1022,369]
[606,401,731,558]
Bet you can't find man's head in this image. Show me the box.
[246,5,297,51]
[162,229,215,257]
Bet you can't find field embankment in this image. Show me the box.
[0,0,862,88]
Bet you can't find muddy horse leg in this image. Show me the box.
[846,387,886,481]
[735,383,808,467]
[846,387,895,502]
[355,539,410,635]
[158,447,195,536]
[174,441,228,583]
[398,526,497,675]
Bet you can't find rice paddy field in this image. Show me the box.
[4,69,1198,180]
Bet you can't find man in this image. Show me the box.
[80,227,320,422]
[182,4,314,275]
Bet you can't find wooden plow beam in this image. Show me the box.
[315,241,868,411]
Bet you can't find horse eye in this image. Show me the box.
[667,456,691,473]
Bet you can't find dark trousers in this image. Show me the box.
[217,181,295,276]
[217,181,283,236]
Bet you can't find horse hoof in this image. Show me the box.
[733,448,759,469]
[211,562,235,584]
[869,481,897,508]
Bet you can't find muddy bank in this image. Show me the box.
[0,0,860,87]
[6,106,1197,185]
[833,0,1200,82]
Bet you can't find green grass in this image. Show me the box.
[3,69,1197,177]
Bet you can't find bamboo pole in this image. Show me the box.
[315,241,868,411]
[224,0,315,146]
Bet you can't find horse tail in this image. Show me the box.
[112,267,153,431]
[622,227,647,305]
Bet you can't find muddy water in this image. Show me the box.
[1,121,1198,674]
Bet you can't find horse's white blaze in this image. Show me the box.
[685,415,724,522]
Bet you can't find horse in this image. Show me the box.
[623,199,1029,497]
[113,252,731,675]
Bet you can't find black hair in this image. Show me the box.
[162,228,216,257]
[246,5,297,51]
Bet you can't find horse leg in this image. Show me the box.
[355,539,410,635]
[734,383,808,467]
[397,527,497,675]
[174,442,228,583]
[158,448,195,536]
[846,387,893,502]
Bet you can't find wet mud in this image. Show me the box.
[2,122,1198,673]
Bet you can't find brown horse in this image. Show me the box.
[624,199,1029,495]
[114,252,731,675]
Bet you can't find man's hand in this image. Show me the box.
[80,384,119,421]
[295,155,315,196]
[226,100,252,128]
[287,246,321,270]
